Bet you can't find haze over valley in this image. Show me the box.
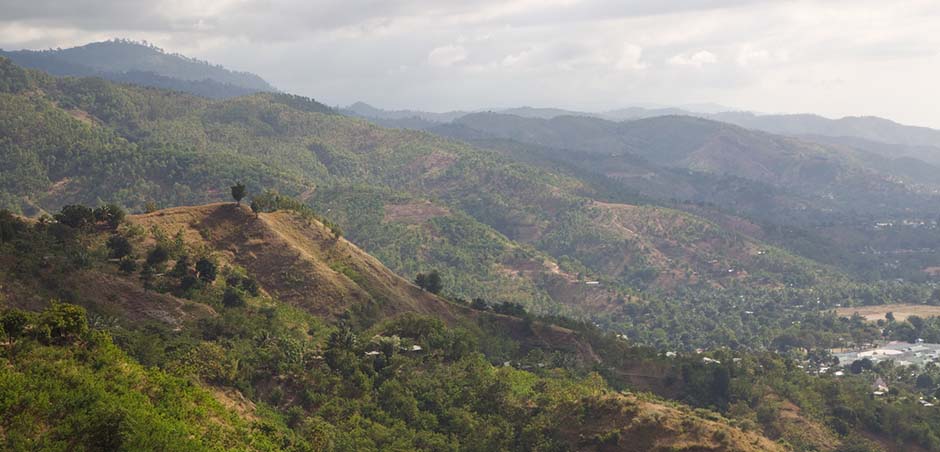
[2,2,940,451]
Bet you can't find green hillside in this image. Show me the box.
[3,57,936,356]
[1,202,801,452]
[446,112,940,218]
[4,202,940,451]
[437,114,940,283]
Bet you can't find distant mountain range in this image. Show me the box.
[345,102,940,162]
[0,39,277,99]
[344,100,940,241]
[6,42,940,452]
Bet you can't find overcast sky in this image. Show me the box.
[1,0,938,127]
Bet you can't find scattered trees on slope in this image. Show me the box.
[414,270,443,294]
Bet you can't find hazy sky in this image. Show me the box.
[1,0,938,127]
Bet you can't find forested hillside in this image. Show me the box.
[5,55,940,450]
[434,113,940,283]
[0,39,276,98]
[0,202,799,451]
[1,56,936,352]
[445,113,940,216]
[4,201,940,451]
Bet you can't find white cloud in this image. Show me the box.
[427,44,468,67]
[616,44,647,71]
[2,0,940,126]
[735,46,789,67]
[668,50,718,67]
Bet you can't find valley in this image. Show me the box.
[1,37,940,451]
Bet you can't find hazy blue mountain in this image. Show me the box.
[343,101,469,123]
[600,106,695,121]
[710,111,940,149]
[498,106,592,119]
[347,99,940,163]
[0,39,275,98]
[443,112,940,216]
[798,134,940,167]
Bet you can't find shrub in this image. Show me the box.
[55,205,95,229]
[118,257,137,274]
[196,258,217,283]
[415,270,443,294]
[106,235,133,259]
[146,245,170,265]
[222,288,245,308]
[35,302,88,345]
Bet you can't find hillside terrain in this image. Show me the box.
[349,102,940,156]
[2,56,937,350]
[4,202,940,451]
[0,39,276,98]
[0,56,853,329]
[4,49,940,450]
[446,113,940,213]
[433,113,940,282]
[0,202,797,451]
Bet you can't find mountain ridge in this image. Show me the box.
[0,39,277,98]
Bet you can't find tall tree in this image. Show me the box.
[94,204,125,229]
[196,258,217,283]
[231,182,246,205]
[415,270,443,294]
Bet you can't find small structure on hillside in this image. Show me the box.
[872,376,889,393]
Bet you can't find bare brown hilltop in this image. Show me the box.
[0,201,790,451]
[130,202,602,360]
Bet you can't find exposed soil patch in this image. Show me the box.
[383,201,450,224]
[407,150,457,176]
[66,108,96,125]
[835,303,940,322]
[68,270,217,328]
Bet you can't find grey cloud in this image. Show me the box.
[1,0,938,127]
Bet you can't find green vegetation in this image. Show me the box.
[231,182,246,205]
[4,56,940,451]
[0,304,298,451]
[414,270,443,294]
[1,205,783,451]
[2,200,940,450]
[0,39,278,99]
[1,56,936,354]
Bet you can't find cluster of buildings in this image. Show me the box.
[833,341,940,368]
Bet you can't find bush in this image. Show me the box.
[1,309,31,341]
[169,255,191,278]
[35,302,88,345]
[415,270,443,294]
[94,204,125,229]
[118,257,138,274]
[55,205,95,229]
[106,235,133,259]
[196,258,217,283]
[146,245,170,265]
[222,288,245,308]
[179,275,199,292]
[241,277,259,296]
[471,298,489,311]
